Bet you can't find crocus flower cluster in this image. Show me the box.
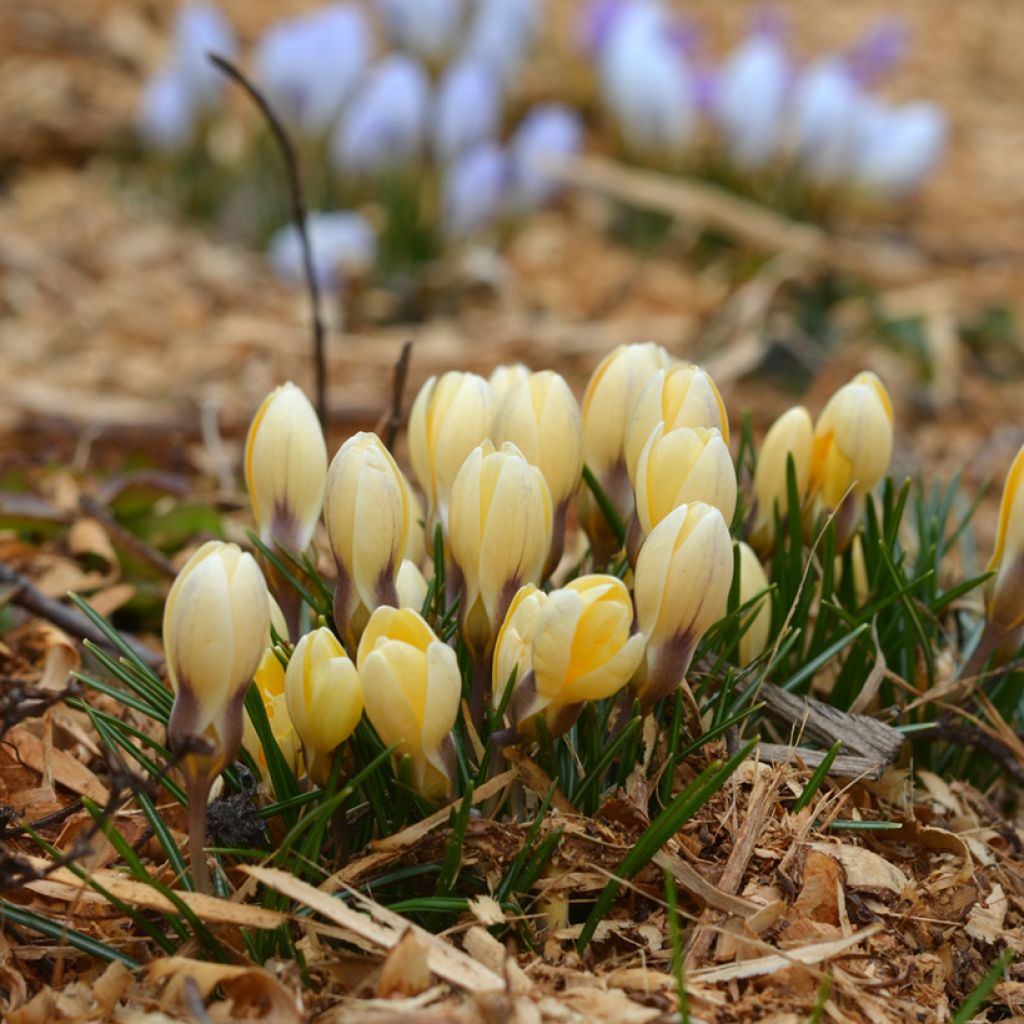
[166,345,1024,899]
[137,1,583,289]
[585,2,947,204]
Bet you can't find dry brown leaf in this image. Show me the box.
[807,842,910,895]
[68,516,118,568]
[34,625,80,692]
[148,956,302,1022]
[6,726,109,803]
[792,849,843,924]
[377,929,432,999]
[965,882,1008,944]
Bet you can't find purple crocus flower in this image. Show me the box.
[713,25,791,169]
[173,3,237,110]
[599,2,696,161]
[433,59,502,165]
[137,68,196,151]
[442,142,510,238]
[330,55,432,177]
[846,18,909,86]
[850,100,947,198]
[267,211,377,291]
[464,0,543,90]
[788,58,863,185]
[376,0,467,63]
[509,103,584,209]
[254,5,371,137]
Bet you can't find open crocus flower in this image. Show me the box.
[284,628,363,785]
[499,576,646,739]
[633,502,732,717]
[408,371,494,537]
[356,608,461,802]
[579,342,674,565]
[748,406,813,555]
[254,4,370,137]
[448,441,552,722]
[810,371,893,549]
[164,541,270,892]
[324,432,411,652]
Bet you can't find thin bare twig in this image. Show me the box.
[208,52,327,428]
[376,339,415,451]
[0,560,162,667]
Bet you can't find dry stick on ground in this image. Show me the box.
[208,53,327,429]
[375,339,415,451]
[0,561,162,668]
[685,771,777,970]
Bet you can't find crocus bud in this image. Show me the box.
[633,503,732,712]
[579,342,673,564]
[242,647,300,783]
[164,541,270,891]
[509,103,584,210]
[433,60,502,165]
[137,69,196,151]
[324,432,411,652]
[357,607,461,802]
[245,382,327,555]
[985,443,1024,653]
[397,559,429,611]
[285,627,363,785]
[448,441,553,719]
[737,542,771,667]
[376,0,466,65]
[788,58,862,186]
[623,364,729,484]
[489,363,531,405]
[408,371,494,535]
[492,370,583,575]
[630,426,736,561]
[492,584,547,711]
[600,4,697,162]
[851,100,947,199]
[748,406,813,555]
[465,0,541,91]
[330,55,431,178]
[255,5,370,137]
[713,27,790,169]
[503,575,646,739]
[267,212,376,293]
[810,371,893,548]
[441,142,510,239]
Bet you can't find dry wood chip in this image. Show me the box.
[807,842,910,895]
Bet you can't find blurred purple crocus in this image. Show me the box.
[376,0,466,64]
[509,103,584,209]
[846,18,908,86]
[137,68,197,151]
[267,211,377,291]
[433,59,502,165]
[464,0,543,90]
[330,55,432,177]
[850,100,948,199]
[713,26,791,169]
[254,5,371,137]
[788,58,863,185]
[442,142,510,238]
[173,3,237,110]
[599,2,697,162]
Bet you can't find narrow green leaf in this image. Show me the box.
[791,741,842,814]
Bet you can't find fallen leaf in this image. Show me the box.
[377,929,432,999]
[807,842,910,894]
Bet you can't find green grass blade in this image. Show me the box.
[951,948,1013,1024]
[0,900,141,967]
[790,741,842,814]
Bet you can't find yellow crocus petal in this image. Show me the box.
[634,503,733,651]
[635,425,736,535]
[324,433,409,642]
[749,406,813,550]
[492,370,584,507]
[254,647,285,701]
[737,542,771,667]
[989,444,1024,578]
[987,443,1024,633]
[810,371,894,510]
[421,640,463,756]
[624,364,729,481]
[408,371,493,533]
[244,382,327,552]
[492,584,546,704]
[489,362,531,405]
[396,559,429,611]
